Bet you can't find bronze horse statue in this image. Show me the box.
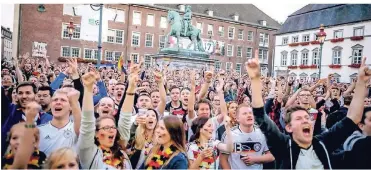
[166,11,205,52]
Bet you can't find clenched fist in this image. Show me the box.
[25,101,41,121]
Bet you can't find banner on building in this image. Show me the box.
[32,42,47,58]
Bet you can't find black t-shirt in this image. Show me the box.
[165,101,186,118]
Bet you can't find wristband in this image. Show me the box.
[25,124,36,128]
[127,92,135,96]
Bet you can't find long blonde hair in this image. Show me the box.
[134,109,159,149]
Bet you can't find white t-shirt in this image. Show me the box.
[186,113,221,142]
[38,120,78,156]
[222,126,269,169]
[295,146,324,169]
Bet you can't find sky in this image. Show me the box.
[0,3,308,31]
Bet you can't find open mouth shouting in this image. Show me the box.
[302,125,311,137]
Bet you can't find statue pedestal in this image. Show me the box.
[154,48,216,69]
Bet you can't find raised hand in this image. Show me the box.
[82,71,99,91]
[245,49,261,79]
[216,78,225,93]
[358,57,371,83]
[190,70,196,86]
[153,70,163,83]
[25,101,41,121]
[66,88,81,104]
[204,70,213,83]
[127,74,139,92]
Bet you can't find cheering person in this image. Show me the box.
[2,102,46,169]
[140,115,189,169]
[188,116,233,169]
[78,67,139,169]
[128,109,159,169]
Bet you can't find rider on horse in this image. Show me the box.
[183,5,192,36]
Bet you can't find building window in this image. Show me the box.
[238,29,244,40]
[61,47,70,57]
[116,9,125,22]
[227,45,233,57]
[281,53,287,66]
[246,47,252,58]
[292,36,298,43]
[218,26,224,37]
[207,24,213,37]
[228,27,235,39]
[313,34,318,41]
[215,62,221,71]
[237,46,242,57]
[353,27,364,36]
[144,55,152,68]
[236,63,242,74]
[291,52,298,65]
[312,50,319,65]
[352,48,362,64]
[302,34,310,42]
[226,62,232,72]
[146,14,155,27]
[71,48,80,57]
[259,33,269,46]
[247,31,253,41]
[301,52,308,65]
[332,49,341,65]
[131,53,139,63]
[62,24,81,39]
[282,37,288,45]
[84,49,92,59]
[105,51,113,61]
[107,29,124,44]
[334,30,343,38]
[196,22,203,33]
[114,52,122,61]
[133,11,141,25]
[131,32,140,47]
[258,49,268,63]
[159,35,165,48]
[160,16,167,28]
[145,34,154,47]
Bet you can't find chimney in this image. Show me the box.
[259,20,267,26]
[178,4,185,12]
[206,9,213,16]
[233,13,239,21]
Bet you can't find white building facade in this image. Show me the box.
[273,4,371,83]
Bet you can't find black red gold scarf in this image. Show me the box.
[100,146,125,169]
[2,149,46,169]
[146,145,177,170]
[193,140,217,169]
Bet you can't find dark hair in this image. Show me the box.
[195,98,212,111]
[189,116,209,142]
[181,87,190,93]
[361,107,371,124]
[7,87,15,103]
[38,86,52,96]
[162,115,186,151]
[285,105,308,124]
[169,86,180,93]
[343,95,353,106]
[150,90,159,96]
[95,115,123,161]
[206,90,215,101]
[16,81,37,94]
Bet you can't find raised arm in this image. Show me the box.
[198,70,213,100]
[343,81,356,96]
[285,88,301,109]
[154,71,166,116]
[10,102,41,169]
[187,71,196,119]
[66,88,81,136]
[216,77,227,123]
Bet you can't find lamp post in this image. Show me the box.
[316,24,326,79]
[67,21,75,57]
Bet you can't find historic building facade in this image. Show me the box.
[274,4,371,83]
[18,4,279,74]
[1,26,12,61]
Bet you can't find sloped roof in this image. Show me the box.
[277,4,371,35]
[156,4,281,28]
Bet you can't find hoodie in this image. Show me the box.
[342,131,371,169]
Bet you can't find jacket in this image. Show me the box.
[252,107,358,169]
[139,152,188,169]
[342,131,371,169]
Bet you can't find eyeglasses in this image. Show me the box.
[98,126,117,131]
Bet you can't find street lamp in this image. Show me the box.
[67,21,75,58]
[316,24,326,79]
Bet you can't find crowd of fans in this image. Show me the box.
[1,50,371,169]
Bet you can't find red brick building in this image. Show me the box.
[18,4,280,75]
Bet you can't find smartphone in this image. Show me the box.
[138,109,148,117]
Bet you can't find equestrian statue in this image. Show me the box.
[165,5,205,52]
